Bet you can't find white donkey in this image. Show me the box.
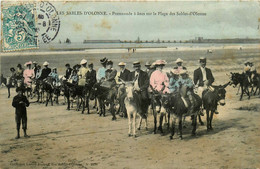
[123,82,148,137]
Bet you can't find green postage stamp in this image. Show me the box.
[2,3,38,52]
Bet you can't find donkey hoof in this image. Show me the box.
[81,112,84,114]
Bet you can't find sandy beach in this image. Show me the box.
[0,46,260,169]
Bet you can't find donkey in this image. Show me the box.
[202,82,229,131]
[161,90,202,140]
[229,72,250,100]
[124,82,148,137]
[6,76,17,98]
[90,83,117,120]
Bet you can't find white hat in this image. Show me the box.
[175,58,183,63]
[80,59,87,65]
[179,69,188,75]
[118,62,126,66]
[43,61,49,66]
[154,60,167,65]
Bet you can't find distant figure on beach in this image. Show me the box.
[12,87,30,139]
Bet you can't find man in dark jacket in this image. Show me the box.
[193,57,214,88]
[65,63,73,80]
[118,62,130,82]
[86,63,97,87]
[117,62,130,117]
[12,87,30,139]
[39,61,51,80]
[128,61,150,116]
[194,57,217,114]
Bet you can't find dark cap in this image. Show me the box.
[133,61,141,67]
[65,63,70,67]
[10,67,15,72]
[100,57,108,64]
[17,64,22,68]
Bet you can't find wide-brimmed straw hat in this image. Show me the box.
[154,60,167,66]
[43,61,49,66]
[175,58,183,63]
[80,59,87,65]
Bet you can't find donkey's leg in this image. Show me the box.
[170,116,176,140]
[50,93,53,106]
[159,113,164,135]
[206,109,210,131]
[236,84,240,95]
[7,87,10,98]
[198,114,204,125]
[240,86,244,101]
[178,116,183,140]
[128,112,132,137]
[153,108,157,134]
[209,110,214,130]
[133,112,137,137]
[192,113,197,136]
[137,115,142,130]
[167,112,170,130]
[45,93,49,107]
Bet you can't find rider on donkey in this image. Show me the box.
[174,58,187,75]
[129,61,150,116]
[175,69,195,114]
[117,62,131,117]
[150,60,169,94]
[39,61,51,80]
[16,64,24,80]
[102,60,117,88]
[97,57,108,83]
[23,61,35,88]
[193,57,217,114]
[78,59,88,86]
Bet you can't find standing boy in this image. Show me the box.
[12,87,30,139]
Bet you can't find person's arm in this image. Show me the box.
[24,96,30,107]
[193,69,199,86]
[140,72,149,91]
[208,69,215,85]
[107,69,117,81]
[12,96,18,108]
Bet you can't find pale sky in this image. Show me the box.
[53,1,260,42]
[1,1,260,43]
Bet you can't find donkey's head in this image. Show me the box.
[214,82,229,106]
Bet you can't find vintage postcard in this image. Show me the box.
[0,0,259,169]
